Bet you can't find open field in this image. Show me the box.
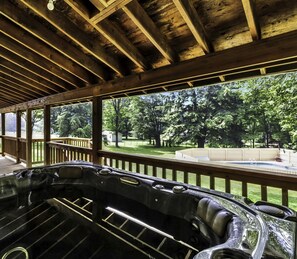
[103,139,193,158]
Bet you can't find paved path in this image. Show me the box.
[0,156,25,175]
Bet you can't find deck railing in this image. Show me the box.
[1,136,297,210]
[98,150,297,210]
[48,141,92,164]
[0,136,91,164]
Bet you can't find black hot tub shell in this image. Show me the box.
[0,162,296,259]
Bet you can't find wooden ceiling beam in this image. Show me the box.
[123,0,179,63]
[89,0,106,11]
[90,0,133,23]
[0,86,28,102]
[172,0,212,54]
[0,76,42,99]
[241,0,261,41]
[0,67,56,96]
[219,76,226,82]
[66,0,150,70]
[0,86,24,101]
[0,96,17,106]
[0,17,95,84]
[260,68,267,75]
[2,30,297,113]
[0,35,79,91]
[0,46,73,93]
[0,1,106,81]
[0,58,64,96]
[19,0,125,76]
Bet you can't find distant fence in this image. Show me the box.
[175,148,279,162]
[280,149,297,166]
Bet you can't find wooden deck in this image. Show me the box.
[0,156,25,175]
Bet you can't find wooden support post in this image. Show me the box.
[92,97,102,164]
[44,105,51,165]
[16,111,21,163]
[26,109,32,168]
[1,113,5,156]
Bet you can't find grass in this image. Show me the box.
[103,139,192,158]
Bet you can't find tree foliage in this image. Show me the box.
[129,95,168,148]
[103,98,131,147]
[47,72,297,150]
[51,103,92,138]
[165,85,244,147]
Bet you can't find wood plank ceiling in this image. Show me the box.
[0,0,297,110]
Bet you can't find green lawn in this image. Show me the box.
[103,139,192,158]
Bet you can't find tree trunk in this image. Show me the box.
[197,137,205,148]
[155,135,161,148]
[115,115,119,148]
[252,139,255,148]
[266,133,269,148]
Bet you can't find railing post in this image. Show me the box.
[16,111,21,163]
[92,96,102,164]
[1,113,5,156]
[26,109,32,168]
[44,105,51,165]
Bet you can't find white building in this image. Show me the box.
[102,131,122,142]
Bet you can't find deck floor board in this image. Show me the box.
[0,157,26,175]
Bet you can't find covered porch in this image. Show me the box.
[1,0,297,210]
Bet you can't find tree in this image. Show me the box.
[165,85,244,148]
[103,98,131,147]
[51,103,92,138]
[271,73,297,149]
[129,95,168,148]
[241,77,286,147]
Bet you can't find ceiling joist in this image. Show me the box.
[241,0,261,41]
[173,0,212,54]
[19,0,125,76]
[0,33,78,91]
[0,0,296,109]
[0,59,58,95]
[2,30,297,113]
[123,0,179,63]
[0,75,43,99]
[0,1,107,81]
[66,0,150,71]
[90,0,133,23]
[0,17,95,84]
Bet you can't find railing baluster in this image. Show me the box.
[225,178,231,193]
[144,164,148,175]
[183,171,188,184]
[152,166,157,177]
[32,142,35,163]
[282,188,289,207]
[196,174,201,187]
[210,175,215,190]
[115,159,119,169]
[172,169,177,181]
[261,185,267,201]
[129,161,132,171]
[162,167,166,179]
[122,160,125,170]
[242,182,248,197]
[136,163,140,173]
